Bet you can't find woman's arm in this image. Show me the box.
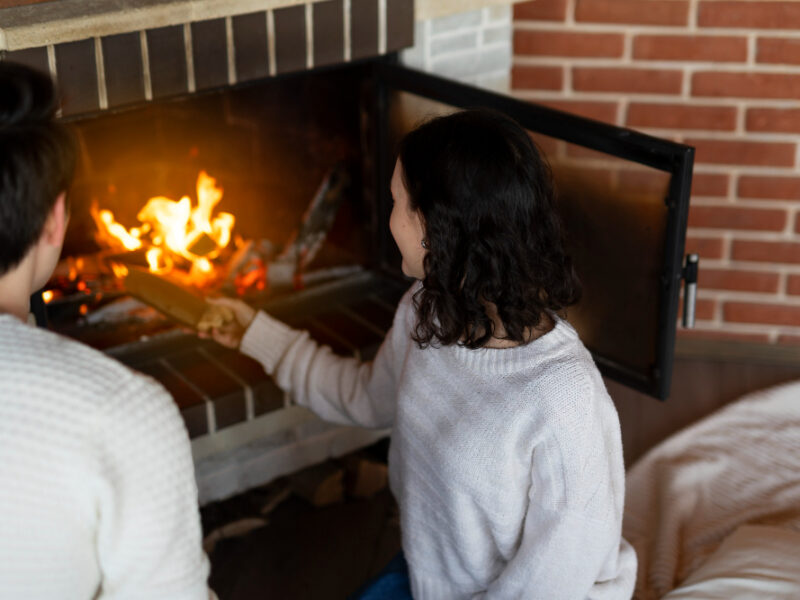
[240,309,403,429]
[483,405,636,599]
[482,502,624,599]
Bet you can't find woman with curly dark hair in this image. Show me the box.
[208,108,636,599]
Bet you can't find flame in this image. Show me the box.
[111,262,129,278]
[94,171,235,286]
[145,248,172,274]
[91,206,143,251]
[42,290,54,303]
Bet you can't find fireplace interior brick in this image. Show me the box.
[274,4,307,74]
[351,0,379,60]
[55,39,99,115]
[146,25,188,99]
[315,309,384,351]
[102,32,145,108]
[166,350,247,431]
[301,318,357,355]
[232,11,269,82]
[313,0,345,68]
[203,346,285,417]
[349,296,396,332]
[137,360,209,438]
[192,18,228,91]
[4,46,49,76]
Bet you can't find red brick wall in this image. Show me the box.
[513,0,800,345]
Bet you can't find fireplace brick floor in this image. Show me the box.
[202,441,401,600]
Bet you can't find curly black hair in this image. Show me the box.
[0,62,76,276]
[397,108,581,349]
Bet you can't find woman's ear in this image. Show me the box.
[42,192,67,247]
[414,210,427,247]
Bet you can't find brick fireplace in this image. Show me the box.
[512,0,800,348]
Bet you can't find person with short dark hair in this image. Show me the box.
[207,108,637,598]
[0,62,214,600]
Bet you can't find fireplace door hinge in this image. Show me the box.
[681,253,699,328]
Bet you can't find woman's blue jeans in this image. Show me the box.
[350,552,413,600]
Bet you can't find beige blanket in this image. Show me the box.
[623,379,800,600]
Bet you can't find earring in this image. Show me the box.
[421,239,429,249]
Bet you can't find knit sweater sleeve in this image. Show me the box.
[239,290,412,429]
[94,374,211,600]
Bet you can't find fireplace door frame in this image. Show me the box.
[371,61,694,401]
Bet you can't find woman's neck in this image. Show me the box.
[482,303,554,349]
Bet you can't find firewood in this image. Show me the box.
[258,485,292,517]
[342,456,388,499]
[289,461,344,507]
[188,232,218,257]
[203,517,269,555]
[122,266,208,328]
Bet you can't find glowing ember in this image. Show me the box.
[92,171,235,286]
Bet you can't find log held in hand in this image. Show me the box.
[123,266,209,328]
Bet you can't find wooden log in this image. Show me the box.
[122,266,232,331]
[342,456,388,499]
[289,461,345,507]
[123,266,207,327]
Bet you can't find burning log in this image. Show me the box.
[279,165,350,272]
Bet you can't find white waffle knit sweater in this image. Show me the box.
[241,283,637,599]
[0,314,211,600]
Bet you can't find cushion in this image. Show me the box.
[663,524,800,600]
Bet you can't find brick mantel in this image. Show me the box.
[0,0,324,51]
[1,0,414,116]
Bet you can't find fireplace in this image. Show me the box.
[45,57,695,390]
[4,0,695,503]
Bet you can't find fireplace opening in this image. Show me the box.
[47,63,395,347]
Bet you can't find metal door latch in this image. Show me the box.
[682,253,699,328]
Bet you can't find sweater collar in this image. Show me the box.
[444,315,578,375]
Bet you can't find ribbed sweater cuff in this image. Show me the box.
[239,311,302,375]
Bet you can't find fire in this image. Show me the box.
[93,208,143,251]
[93,171,235,286]
[110,263,129,279]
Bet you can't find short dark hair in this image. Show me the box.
[398,108,581,349]
[0,61,76,276]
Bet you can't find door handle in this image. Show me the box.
[682,253,699,328]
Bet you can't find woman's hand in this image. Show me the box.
[198,296,257,349]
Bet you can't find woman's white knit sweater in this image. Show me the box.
[0,314,210,599]
[241,283,636,599]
